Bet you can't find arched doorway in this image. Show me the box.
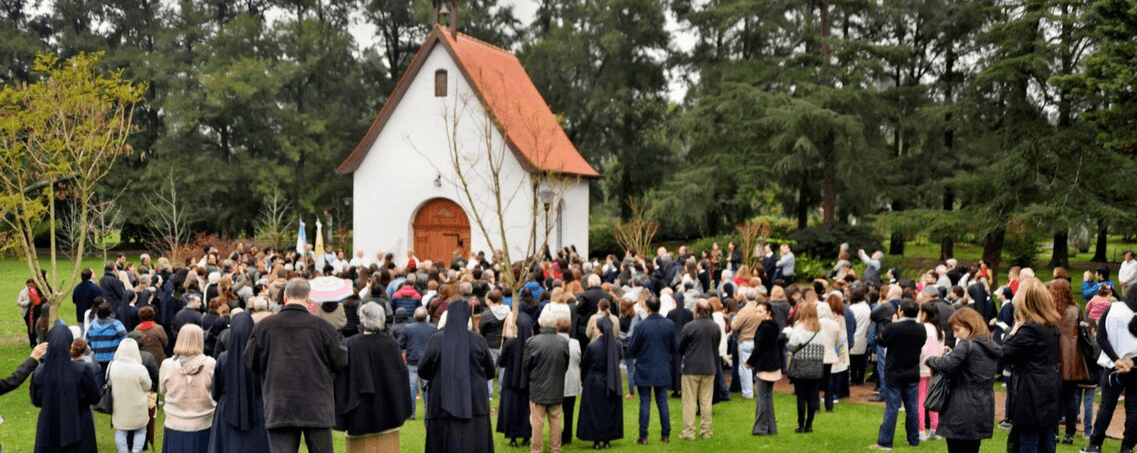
[412,198,471,265]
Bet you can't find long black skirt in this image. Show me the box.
[162,427,210,453]
[425,415,493,453]
[576,377,623,442]
[496,386,531,439]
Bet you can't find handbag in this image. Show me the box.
[786,331,824,380]
[924,371,949,412]
[93,363,114,414]
[1078,322,1102,382]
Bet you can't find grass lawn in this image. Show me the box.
[0,252,1129,452]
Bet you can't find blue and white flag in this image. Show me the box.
[296,219,307,255]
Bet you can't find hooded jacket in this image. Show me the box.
[109,339,152,430]
[480,304,511,349]
[160,353,217,432]
[926,335,1003,440]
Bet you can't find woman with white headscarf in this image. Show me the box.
[109,338,152,453]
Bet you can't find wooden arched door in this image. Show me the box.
[412,198,471,264]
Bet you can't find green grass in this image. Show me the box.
[0,253,1130,452]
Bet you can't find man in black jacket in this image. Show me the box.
[72,268,102,325]
[871,299,926,450]
[399,306,436,420]
[575,274,607,344]
[244,278,348,453]
[524,314,569,453]
[99,262,127,314]
[677,301,721,441]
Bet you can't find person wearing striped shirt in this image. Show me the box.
[85,303,127,388]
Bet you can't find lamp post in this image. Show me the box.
[539,188,554,256]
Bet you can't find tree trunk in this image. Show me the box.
[890,232,905,256]
[796,183,809,230]
[819,1,835,229]
[1049,229,1070,269]
[822,132,837,229]
[1092,219,1108,262]
[983,227,1006,287]
[939,188,954,261]
[889,198,904,256]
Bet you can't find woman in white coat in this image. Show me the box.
[815,295,845,412]
[109,338,152,453]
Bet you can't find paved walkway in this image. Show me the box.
[771,379,1127,439]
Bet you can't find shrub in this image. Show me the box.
[789,225,884,260]
[684,234,739,258]
[749,215,797,241]
[793,254,830,282]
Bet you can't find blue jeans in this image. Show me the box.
[115,428,146,453]
[1018,426,1057,453]
[637,386,670,440]
[738,340,755,398]
[407,364,427,419]
[625,356,636,395]
[488,349,500,398]
[1079,386,1096,434]
[877,380,920,448]
[874,345,886,389]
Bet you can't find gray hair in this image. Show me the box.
[405,273,418,284]
[187,295,202,309]
[359,302,387,332]
[284,278,310,301]
[248,296,269,313]
[460,282,473,296]
[587,274,601,288]
[413,306,428,321]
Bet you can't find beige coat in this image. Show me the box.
[109,339,153,430]
[585,312,621,340]
[160,354,216,432]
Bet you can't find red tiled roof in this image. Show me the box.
[336,25,599,178]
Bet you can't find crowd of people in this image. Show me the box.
[5,241,1137,453]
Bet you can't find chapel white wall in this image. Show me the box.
[351,44,581,265]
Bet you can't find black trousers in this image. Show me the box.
[267,427,333,453]
[1061,381,1080,436]
[562,395,576,444]
[821,364,834,411]
[1091,371,1137,450]
[945,438,981,453]
[850,353,868,385]
[793,378,820,429]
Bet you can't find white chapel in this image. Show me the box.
[336,3,598,265]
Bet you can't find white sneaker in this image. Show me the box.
[868,444,892,451]
[919,432,929,442]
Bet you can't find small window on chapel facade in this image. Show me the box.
[435,70,447,97]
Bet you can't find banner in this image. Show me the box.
[296,219,307,255]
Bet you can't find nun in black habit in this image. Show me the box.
[497,311,534,446]
[207,312,269,453]
[418,299,497,453]
[334,302,413,452]
[31,325,100,453]
[577,317,624,449]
